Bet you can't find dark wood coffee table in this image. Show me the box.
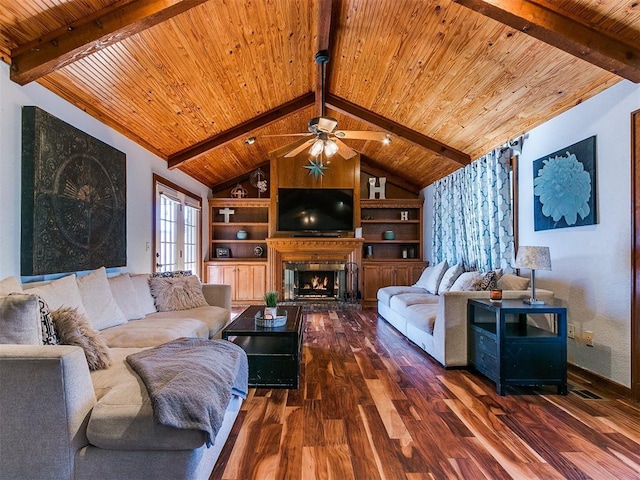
[221,305,303,388]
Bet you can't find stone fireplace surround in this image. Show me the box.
[266,238,364,301]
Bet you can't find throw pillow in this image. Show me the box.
[413,266,435,289]
[108,273,145,320]
[52,307,111,370]
[475,270,498,291]
[497,273,530,290]
[129,274,158,315]
[149,275,209,312]
[151,270,193,278]
[0,294,43,344]
[34,294,58,345]
[423,260,448,294]
[437,263,464,294]
[449,271,483,292]
[76,267,128,330]
[26,274,90,319]
[0,276,23,295]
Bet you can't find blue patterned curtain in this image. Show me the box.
[431,148,514,271]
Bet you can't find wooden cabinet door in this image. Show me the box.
[234,264,266,302]
[363,264,397,303]
[250,264,267,301]
[206,264,238,299]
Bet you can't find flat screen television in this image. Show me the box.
[277,188,354,233]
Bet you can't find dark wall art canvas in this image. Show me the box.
[533,136,597,232]
[21,106,127,275]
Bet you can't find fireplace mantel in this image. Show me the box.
[266,238,364,296]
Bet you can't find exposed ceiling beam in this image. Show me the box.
[168,92,315,168]
[455,0,640,83]
[326,94,471,166]
[315,0,335,115]
[10,0,210,85]
[317,0,334,53]
[361,157,422,195]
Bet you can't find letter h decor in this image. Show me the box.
[368,177,387,199]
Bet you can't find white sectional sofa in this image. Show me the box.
[0,268,243,480]
[377,261,553,367]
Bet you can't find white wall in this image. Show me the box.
[518,80,639,387]
[423,80,640,387]
[0,62,210,280]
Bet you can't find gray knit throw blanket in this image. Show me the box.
[127,338,248,447]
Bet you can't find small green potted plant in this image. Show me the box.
[263,291,278,319]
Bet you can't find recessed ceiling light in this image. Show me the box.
[383,135,392,145]
[245,136,256,145]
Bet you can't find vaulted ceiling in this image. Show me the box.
[1,1,638,191]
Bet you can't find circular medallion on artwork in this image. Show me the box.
[52,154,118,250]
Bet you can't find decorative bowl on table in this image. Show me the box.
[255,310,287,327]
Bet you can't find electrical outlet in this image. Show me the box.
[567,324,575,339]
[584,331,594,347]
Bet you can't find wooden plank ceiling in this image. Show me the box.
[0,0,638,190]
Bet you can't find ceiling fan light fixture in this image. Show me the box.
[310,139,325,156]
[324,139,339,157]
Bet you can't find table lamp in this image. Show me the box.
[514,246,551,305]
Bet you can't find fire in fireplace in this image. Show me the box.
[283,262,346,301]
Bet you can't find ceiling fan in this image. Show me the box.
[262,50,391,159]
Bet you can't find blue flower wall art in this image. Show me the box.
[533,136,597,231]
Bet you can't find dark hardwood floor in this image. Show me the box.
[211,308,640,479]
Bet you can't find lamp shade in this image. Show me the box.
[514,246,551,271]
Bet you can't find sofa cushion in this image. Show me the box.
[129,274,157,315]
[100,316,210,348]
[389,293,439,318]
[0,294,44,344]
[77,268,127,330]
[0,276,22,295]
[497,273,530,290]
[415,260,448,294]
[449,271,483,291]
[108,274,145,320]
[149,275,208,312]
[404,303,438,335]
[25,274,90,319]
[377,286,427,307]
[437,263,464,294]
[146,306,229,338]
[88,348,206,450]
[389,292,439,309]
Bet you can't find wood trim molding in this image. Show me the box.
[568,363,631,400]
[10,0,209,85]
[454,0,640,83]
[632,109,640,403]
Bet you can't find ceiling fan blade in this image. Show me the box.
[334,130,389,141]
[261,133,314,138]
[334,139,357,159]
[284,138,316,158]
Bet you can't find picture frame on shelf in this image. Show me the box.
[216,247,231,258]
